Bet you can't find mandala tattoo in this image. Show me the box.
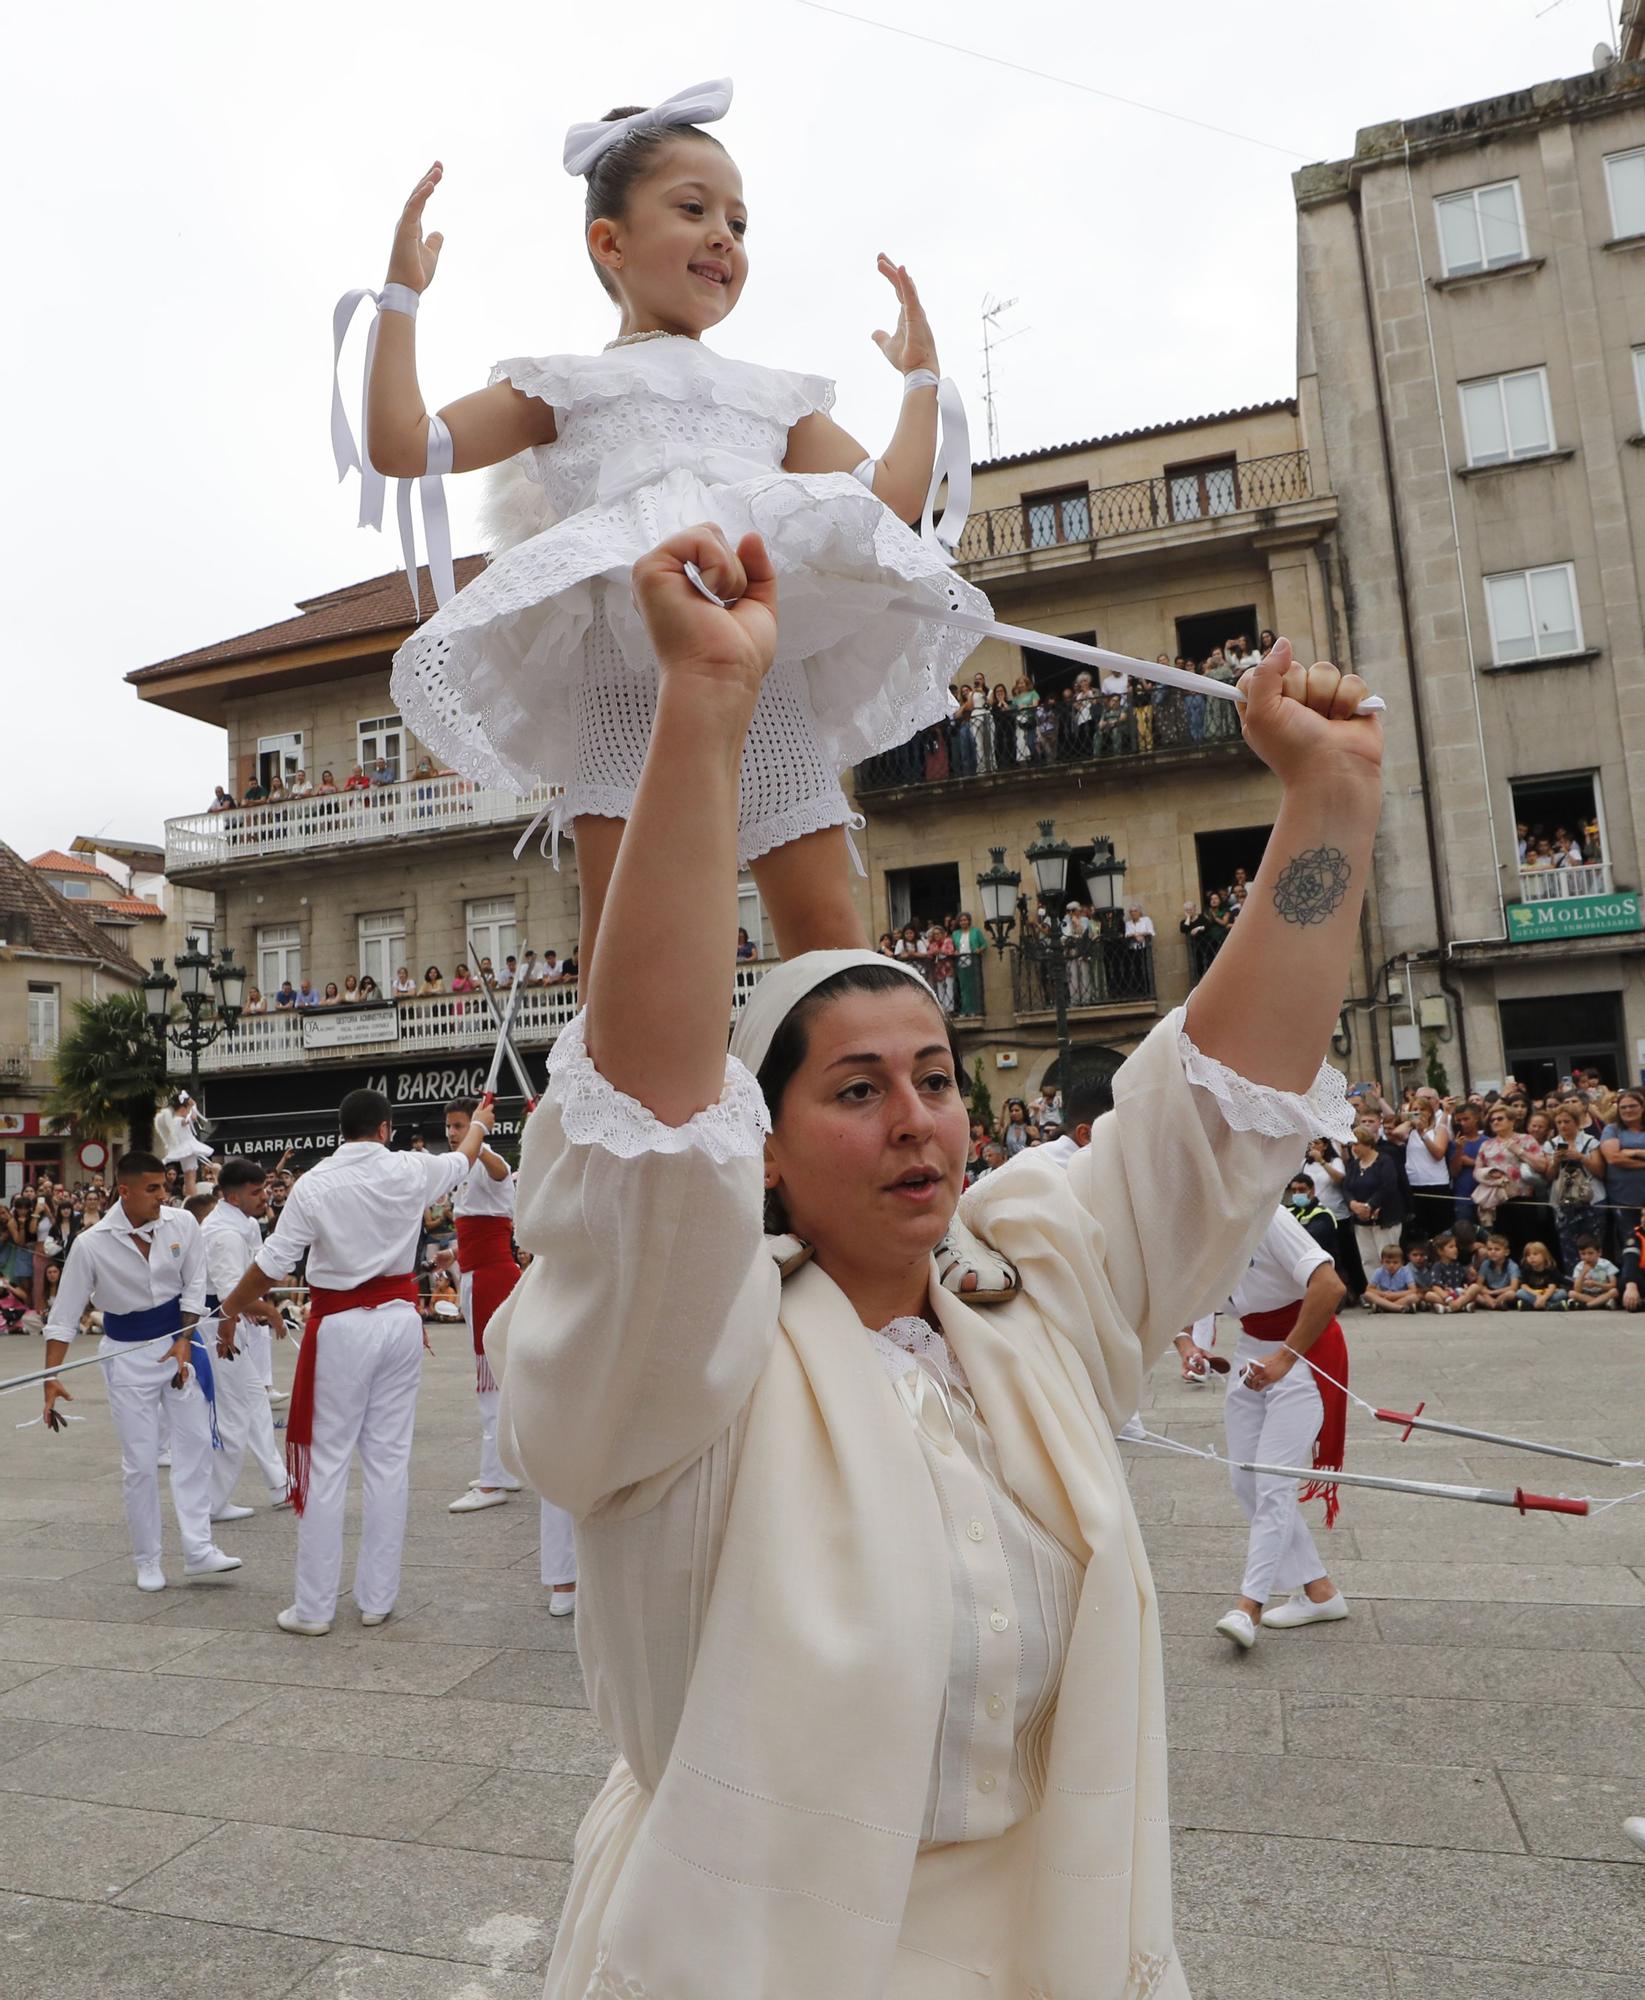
[1272,847,1351,926]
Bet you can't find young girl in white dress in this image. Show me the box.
[353,80,987,968]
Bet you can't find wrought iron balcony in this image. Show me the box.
[164,773,559,874]
[855,682,1247,797]
[1010,937,1157,1016]
[953,450,1312,568]
[895,949,987,1021]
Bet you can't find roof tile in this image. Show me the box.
[0,843,144,973]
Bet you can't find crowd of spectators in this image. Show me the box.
[873,901,1161,1018]
[1178,867,1255,980]
[1296,1068,1645,1312]
[239,949,584,1019]
[1516,815,1604,876]
[205,756,451,816]
[862,630,1277,790]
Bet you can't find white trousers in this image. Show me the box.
[293,1302,423,1624]
[540,1496,578,1588]
[1223,1331,1328,1604]
[206,1319,287,1506]
[240,1315,274,1389]
[99,1338,216,1569]
[460,1273,510,1490]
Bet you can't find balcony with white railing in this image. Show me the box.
[1517,861,1612,902]
[195,962,774,1073]
[164,773,560,874]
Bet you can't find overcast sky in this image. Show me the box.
[7,0,1621,858]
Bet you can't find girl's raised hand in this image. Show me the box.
[386,162,445,294]
[871,254,939,377]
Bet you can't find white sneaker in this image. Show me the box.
[1214,1608,1257,1650]
[470,1475,522,1492]
[549,1588,577,1617]
[183,1548,243,1579]
[1262,1589,1350,1629]
[136,1562,167,1593]
[276,1606,331,1637]
[211,1503,255,1523]
[359,1609,391,1628]
[156,1450,173,1468]
[449,1487,509,1513]
[1624,1815,1645,1854]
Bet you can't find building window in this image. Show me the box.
[1434,180,1526,275]
[1166,458,1237,523]
[1510,772,1608,898]
[1023,631,1096,696]
[1483,563,1581,664]
[357,909,407,992]
[357,715,405,781]
[54,878,92,899]
[1633,346,1645,433]
[257,924,302,996]
[1605,148,1645,240]
[1023,487,1092,550]
[465,896,517,973]
[886,863,963,937]
[26,984,59,1054]
[1459,367,1553,465]
[737,876,773,960]
[257,731,304,789]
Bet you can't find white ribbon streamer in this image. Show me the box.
[330,287,457,621]
[919,375,973,559]
[563,78,734,177]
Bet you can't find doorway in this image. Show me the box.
[1498,990,1623,1095]
[1175,605,1258,668]
[1194,825,1273,907]
[258,732,304,789]
[887,862,963,935]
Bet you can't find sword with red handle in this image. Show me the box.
[469,936,538,1112]
[1374,1405,1633,1467]
[1232,1458,1589,1514]
[478,947,531,1111]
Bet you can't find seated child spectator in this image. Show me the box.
[1423,1232,1481,1313]
[1362,1243,1422,1312]
[1514,1241,1568,1311]
[1403,1240,1433,1291]
[1568,1236,1620,1310]
[427,1262,460,1316]
[1475,1233,1520,1310]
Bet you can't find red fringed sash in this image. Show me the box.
[286,1273,420,1514]
[1240,1301,1350,1527]
[455,1216,520,1394]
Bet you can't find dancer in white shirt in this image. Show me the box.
[1213,1206,1350,1650]
[41,1152,243,1592]
[443,1099,577,1614]
[217,1088,494,1635]
[200,1159,291,1519]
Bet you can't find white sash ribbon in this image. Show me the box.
[919,374,973,559]
[330,287,457,620]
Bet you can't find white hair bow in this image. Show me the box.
[562,77,733,178]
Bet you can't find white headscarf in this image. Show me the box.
[728,948,932,1081]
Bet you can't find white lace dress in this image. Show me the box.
[389,336,991,865]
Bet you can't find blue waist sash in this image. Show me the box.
[104,1301,220,1448]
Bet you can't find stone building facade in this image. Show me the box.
[1295,48,1645,1093]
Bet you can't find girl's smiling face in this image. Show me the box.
[588,137,748,337]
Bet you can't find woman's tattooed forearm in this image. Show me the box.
[1272,847,1351,926]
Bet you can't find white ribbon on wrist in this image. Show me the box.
[916,374,972,560]
[329,287,457,621]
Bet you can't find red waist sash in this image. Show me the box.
[286,1273,420,1514]
[455,1216,518,1390]
[1240,1301,1350,1527]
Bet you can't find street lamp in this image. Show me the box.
[976,847,1022,950]
[979,820,1092,1095]
[143,936,248,1105]
[1082,835,1128,918]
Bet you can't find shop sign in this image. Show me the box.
[301,1007,402,1052]
[1506,893,1641,942]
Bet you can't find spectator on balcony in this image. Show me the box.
[340,974,361,1003]
[1034,692,1059,764]
[315,769,340,796]
[1135,673,1159,753]
[244,987,267,1015]
[736,927,758,963]
[321,982,342,1006]
[876,932,896,957]
[418,965,447,997]
[1011,677,1038,763]
[948,685,978,777]
[287,768,313,800]
[242,774,269,806]
[343,763,371,793]
[953,911,985,1017]
[543,949,570,983]
[452,963,478,994]
[294,978,321,1009]
[208,785,237,814]
[921,714,950,783]
[1183,661,1207,743]
[1258,628,1277,655]
[273,979,297,1011]
[1097,692,1129,757]
[893,924,921,958]
[497,955,520,990]
[1124,906,1155,951]
[1071,673,1098,757]
[265,775,288,809]
[1203,648,1241,740]
[358,976,383,1004]
[368,757,394,790]
[967,672,995,772]
[393,965,417,1000]
[989,683,1015,769]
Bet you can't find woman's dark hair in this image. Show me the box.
[583,107,729,301]
[755,965,961,1234]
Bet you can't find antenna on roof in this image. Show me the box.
[980,295,1026,459]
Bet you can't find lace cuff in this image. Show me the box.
[546,1010,771,1163]
[1174,1007,1353,1144]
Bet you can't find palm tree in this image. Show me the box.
[45,992,163,1155]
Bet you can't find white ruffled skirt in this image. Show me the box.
[390,468,989,866]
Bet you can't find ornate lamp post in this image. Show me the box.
[142,936,247,1105]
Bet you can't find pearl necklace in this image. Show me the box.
[604,328,684,350]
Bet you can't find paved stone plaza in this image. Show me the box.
[0,1306,1642,1997]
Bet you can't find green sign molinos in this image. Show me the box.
[1506,892,1642,941]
